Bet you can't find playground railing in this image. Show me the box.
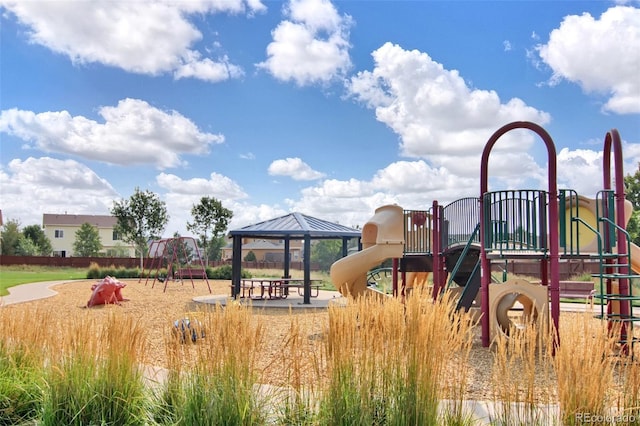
[559,189,616,256]
[403,208,433,254]
[482,189,548,256]
[442,197,480,248]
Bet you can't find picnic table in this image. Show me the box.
[232,278,322,300]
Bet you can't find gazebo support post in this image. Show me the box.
[283,238,291,278]
[231,235,242,298]
[303,235,311,304]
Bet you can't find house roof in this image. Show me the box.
[43,214,117,228]
[229,212,361,240]
[240,240,285,250]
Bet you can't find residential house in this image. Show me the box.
[42,214,135,257]
[221,238,303,262]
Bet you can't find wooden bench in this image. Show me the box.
[176,268,207,279]
[558,280,595,301]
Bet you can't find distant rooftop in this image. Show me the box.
[43,213,117,227]
[229,212,361,239]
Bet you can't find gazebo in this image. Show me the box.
[229,212,361,304]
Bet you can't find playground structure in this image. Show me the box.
[331,121,640,351]
[141,236,211,293]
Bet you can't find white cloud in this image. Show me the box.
[556,147,604,196]
[0,0,265,81]
[268,157,326,180]
[156,172,248,200]
[0,99,224,168]
[0,157,118,227]
[347,42,550,163]
[282,159,478,229]
[155,171,262,236]
[536,6,640,114]
[174,53,245,83]
[256,0,352,86]
[156,174,287,235]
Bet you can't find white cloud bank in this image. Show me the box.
[257,0,353,86]
[0,0,265,81]
[536,5,640,114]
[0,99,224,169]
[0,157,119,227]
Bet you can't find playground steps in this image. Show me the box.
[591,255,640,348]
[455,260,481,312]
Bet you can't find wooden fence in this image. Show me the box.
[0,256,321,271]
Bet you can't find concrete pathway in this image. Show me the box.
[1,280,69,305]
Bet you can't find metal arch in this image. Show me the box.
[479,121,560,347]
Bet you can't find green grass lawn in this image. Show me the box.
[0,266,88,296]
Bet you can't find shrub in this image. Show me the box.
[86,265,141,279]
[86,262,101,279]
[244,251,257,262]
[207,265,251,280]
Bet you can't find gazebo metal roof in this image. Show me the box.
[229,212,360,239]
[229,212,361,304]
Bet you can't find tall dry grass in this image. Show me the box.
[40,310,149,425]
[320,288,476,425]
[269,310,324,424]
[490,317,555,425]
[615,356,640,423]
[153,302,266,425]
[0,306,51,425]
[554,312,619,426]
[5,286,640,425]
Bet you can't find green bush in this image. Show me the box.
[86,264,253,281]
[207,265,251,280]
[86,264,141,280]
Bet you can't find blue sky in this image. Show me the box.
[1,0,639,237]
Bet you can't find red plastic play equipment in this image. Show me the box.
[87,276,127,307]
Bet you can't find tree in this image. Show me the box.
[22,224,53,256]
[111,188,169,268]
[15,235,38,256]
[166,232,193,266]
[207,235,227,261]
[1,219,21,255]
[73,223,103,256]
[187,196,233,264]
[105,243,131,257]
[625,164,640,246]
[311,239,343,272]
[624,163,640,208]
